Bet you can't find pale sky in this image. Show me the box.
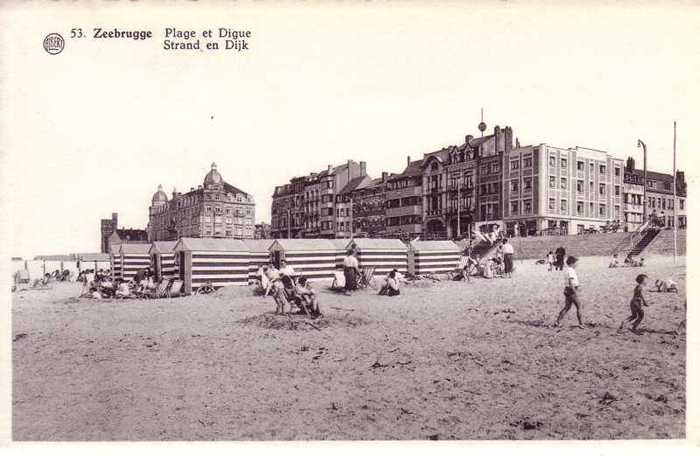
[1,1,699,258]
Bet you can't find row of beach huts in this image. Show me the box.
[18,238,467,294]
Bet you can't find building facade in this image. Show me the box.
[100,212,148,252]
[623,157,687,231]
[503,144,624,236]
[147,163,255,241]
[270,160,367,238]
[100,212,119,253]
[348,173,391,238]
[384,158,424,240]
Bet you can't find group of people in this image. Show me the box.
[608,253,645,268]
[78,267,175,299]
[259,260,322,317]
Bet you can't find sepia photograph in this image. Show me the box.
[0,0,698,449]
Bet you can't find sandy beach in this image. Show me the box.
[12,255,686,440]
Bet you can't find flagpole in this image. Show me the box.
[673,121,677,264]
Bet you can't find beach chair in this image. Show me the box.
[331,270,346,290]
[358,266,376,289]
[149,279,171,298]
[169,280,184,297]
[447,256,469,280]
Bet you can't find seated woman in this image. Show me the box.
[378,270,401,296]
[115,279,132,298]
[295,277,321,317]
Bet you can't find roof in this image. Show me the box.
[149,241,178,254]
[109,244,121,255]
[242,239,275,253]
[76,253,110,262]
[223,181,248,196]
[174,237,249,252]
[339,176,372,195]
[389,159,424,180]
[348,238,407,251]
[119,243,152,255]
[33,254,75,261]
[269,239,336,251]
[328,238,352,250]
[410,240,460,251]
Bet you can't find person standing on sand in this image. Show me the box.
[553,256,584,329]
[343,249,360,295]
[619,274,649,334]
[546,251,555,272]
[502,238,514,277]
[555,246,566,271]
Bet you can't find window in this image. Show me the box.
[523,157,533,168]
[680,199,685,210]
[599,204,606,217]
[549,156,556,167]
[577,161,585,171]
[492,163,501,173]
[614,185,620,196]
[589,202,594,215]
[524,177,532,190]
[511,160,520,170]
[614,167,621,177]
[599,183,606,195]
[510,180,519,192]
[510,201,518,215]
[599,165,606,174]
[561,158,567,169]
[577,201,584,215]
[590,163,594,174]
[549,176,556,188]
[560,199,567,213]
[560,178,567,189]
[206,206,212,214]
[524,199,532,213]
[664,182,671,191]
[549,198,555,211]
[480,165,488,174]
[576,180,584,192]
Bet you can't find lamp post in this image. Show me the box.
[637,139,648,223]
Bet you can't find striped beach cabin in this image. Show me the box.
[109,244,122,281]
[346,238,408,277]
[329,239,352,270]
[120,243,152,282]
[268,239,337,281]
[408,240,461,275]
[149,241,179,281]
[242,239,274,284]
[174,238,250,294]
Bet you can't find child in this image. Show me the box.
[609,253,619,268]
[554,256,584,329]
[378,269,401,296]
[546,251,555,272]
[655,278,678,293]
[295,277,321,317]
[620,274,649,333]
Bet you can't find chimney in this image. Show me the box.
[360,161,367,176]
[407,155,411,167]
[626,157,635,171]
[190,187,195,192]
[112,213,118,223]
[198,185,202,190]
[328,164,333,173]
[382,171,388,182]
[465,134,473,145]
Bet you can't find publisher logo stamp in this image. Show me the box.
[43,33,65,55]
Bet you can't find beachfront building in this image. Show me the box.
[348,173,391,238]
[623,157,687,231]
[147,163,255,241]
[270,160,368,238]
[385,157,424,240]
[502,144,625,236]
[100,212,148,253]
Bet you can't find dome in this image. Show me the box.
[151,184,168,204]
[203,162,223,186]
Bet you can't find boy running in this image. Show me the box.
[619,274,649,333]
[553,256,585,329]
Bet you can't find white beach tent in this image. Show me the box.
[149,241,179,281]
[408,240,461,275]
[174,237,250,294]
[119,243,152,282]
[76,253,111,273]
[346,238,408,277]
[242,239,274,284]
[268,239,337,280]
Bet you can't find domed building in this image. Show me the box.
[147,163,256,241]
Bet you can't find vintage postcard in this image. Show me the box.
[0,0,697,451]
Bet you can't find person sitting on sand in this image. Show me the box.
[619,274,649,334]
[637,258,645,268]
[553,256,585,329]
[609,254,620,268]
[655,278,678,293]
[115,279,132,298]
[378,269,401,296]
[262,265,280,296]
[295,276,321,317]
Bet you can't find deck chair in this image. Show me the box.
[150,279,171,298]
[358,266,376,288]
[447,256,469,280]
[331,270,346,290]
[169,280,184,297]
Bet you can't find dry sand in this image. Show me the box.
[12,255,686,440]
